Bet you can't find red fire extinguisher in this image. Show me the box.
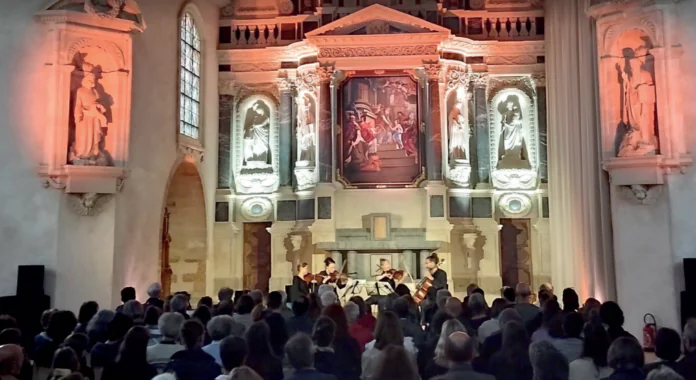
[643,313,657,352]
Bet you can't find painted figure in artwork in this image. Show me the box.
[497,95,531,170]
[297,95,316,166]
[448,87,470,163]
[617,46,658,157]
[71,63,108,165]
[402,112,418,157]
[243,100,271,166]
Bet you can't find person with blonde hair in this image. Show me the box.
[370,345,419,380]
[229,366,264,380]
[361,311,417,380]
[424,319,467,380]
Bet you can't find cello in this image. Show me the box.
[412,258,446,305]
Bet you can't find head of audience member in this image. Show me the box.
[158,312,184,343]
[538,289,553,307]
[529,340,569,380]
[317,284,334,298]
[539,283,554,295]
[51,347,79,372]
[198,296,214,309]
[192,305,212,327]
[77,301,99,327]
[285,333,315,371]
[468,293,487,318]
[251,305,267,322]
[436,290,452,309]
[312,316,336,348]
[0,328,19,346]
[322,304,350,340]
[490,298,510,320]
[40,310,55,332]
[502,286,516,303]
[654,328,681,363]
[349,296,369,318]
[267,291,283,312]
[515,283,533,303]
[445,331,475,365]
[683,318,696,354]
[582,298,602,321]
[120,287,136,304]
[582,320,611,368]
[561,288,580,312]
[0,344,23,376]
[174,291,192,309]
[144,306,161,327]
[498,308,523,329]
[466,283,479,296]
[563,312,584,339]
[169,294,189,316]
[390,297,408,319]
[152,374,177,380]
[607,337,644,371]
[163,295,173,312]
[208,315,237,342]
[344,302,360,324]
[218,287,234,304]
[541,299,564,338]
[181,319,205,350]
[320,291,338,308]
[442,297,461,318]
[86,309,115,339]
[264,312,289,357]
[236,295,255,315]
[600,301,625,329]
[146,283,162,300]
[371,344,419,380]
[122,300,144,322]
[62,333,89,360]
[646,366,686,380]
[395,284,411,298]
[220,336,247,375]
[117,326,150,363]
[216,301,234,317]
[229,366,263,380]
[374,311,403,350]
[47,310,78,343]
[434,319,466,366]
[245,321,276,359]
[501,320,531,354]
[291,296,309,318]
[249,290,264,306]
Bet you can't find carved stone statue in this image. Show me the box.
[497,95,531,170]
[297,95,316,167]
[243,100,272,167]
[448,87,470,163]
[617,46,658,157]
[70,63,109,165]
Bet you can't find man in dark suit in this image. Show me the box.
[285,333,337,380]
[444,332,495,380]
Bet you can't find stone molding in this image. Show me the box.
[616,184,663,205]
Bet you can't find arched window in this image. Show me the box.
[179,12,201,139]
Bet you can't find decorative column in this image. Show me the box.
[277,75,294,187]
[330,251,343,271]
[402,250,416,276]
[347,251,358,278]
[472,73,490,187]
[317,66,334,183]
[424,63,444,181]
[419,250,430,279]
[268,221,294,292]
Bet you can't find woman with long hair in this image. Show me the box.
[323,304,362,379]
[488,321,534,380]
[424,319,467,380]
[101,326,157,380]
[47,347,80,380]
[244,321,283,380]
[361,311,416,380]
[569,321,613,380]
[369,345,419,380]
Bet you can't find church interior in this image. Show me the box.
[2,0,696,341]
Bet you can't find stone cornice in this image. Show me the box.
[441,36,545,57]
[587,0,681,19]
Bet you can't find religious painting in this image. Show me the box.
[243,99,272,167]
[339,75,421,187]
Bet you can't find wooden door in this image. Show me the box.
[243,222,272,293]
[499,218,533,288]
[160,207,173,297]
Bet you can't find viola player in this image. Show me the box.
[290,262,311,302]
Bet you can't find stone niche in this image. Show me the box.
[444,64,473,188]
[36,1,145,205]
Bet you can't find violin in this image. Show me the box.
[302,273,321,284]
[384,269,405,281]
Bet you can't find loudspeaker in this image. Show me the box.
[17,265,45,296]
[681,291,696,328]
[685,259,696,293]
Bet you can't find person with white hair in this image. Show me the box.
[317,284,334,298]
[147,312,185,371]
[677,318,696,379]
[647,366,685,380]
[284,333,336,380]
[248,290,263,306]
[320,291,338,308]
[145,283,164,310]
[424,319,467,379]
[169,294,190,320]
[530,340,569,380]
[203,315,245,366]
[344,301,372,350]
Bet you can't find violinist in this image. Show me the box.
[375,259,401,291]
[317,257,347,289]
[290,263,311,302]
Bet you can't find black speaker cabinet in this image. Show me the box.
[17,265,45,296]
[685,259,696,294]
[681,291,696,328]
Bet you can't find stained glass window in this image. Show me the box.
[179,12,201,139]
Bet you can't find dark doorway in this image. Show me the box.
[243,222,272,294]
[499,219,533,288]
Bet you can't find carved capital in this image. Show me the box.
[532,73,546,87]
[446,65,470,91]
[617,184,663,205]
[178,143,204,163]
[423,63,443,82]
[277,76,294,93]
[487,76,536,103]
[295,70,318,95]
[317,66,335,83]
[471,73,489,88]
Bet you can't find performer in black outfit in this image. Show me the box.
[317,257,347,289]
[366,259,401,308]
[424,253,447,300]
[290,262,311,302]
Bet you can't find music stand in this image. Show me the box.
[339,279,366,303]
[367,281,394,296]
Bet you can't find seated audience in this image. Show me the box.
[468,293,491,333]
[479,298,509,342]
[215,300,235,317]
[145,283,165,310]
[249,290,264,306]
[288,296,314,337]
[569,320,613,380]
[86,309,115,350]
[308,293,323,322]
[427,289,452,327]
[35,310,78,368]
[123,300,145,324]
[268,291,293,320]
[562,289,580,315]
[371,345,419,380]
[552,312,584,362]
[264,310,289,357]
[218,336,247,380]
[321,291,338,308]
[203,315,244,366]
[102,326,157,380]
[362,311,416,380]
[393,297,424,348]
[47,347,80,380]
[147,312,185,371]
[350,297,376,333]
[600,301,633,343]
[677,319,696,380]
[192,305,213,334]
[230,366,264,380]
[646,366,685,380]
[313,317,342,379]
[529,340,569,380]
[34,310,55,354]
[62,333,94,380]
[233,295,255,330]
[75,301,99,335]
[164,319,221,380]
[444,331,494,380]
[581,298,602,322]
[644,328,681,375]
[90,312,133,369]
[423,319,466,380]
[604,337,646,380]
[285,333,337,380]
[144,306,163,345]
[217,287,234,308]
[116,287,136,313]
[488,321,533,380]
[169,294,191,320]
[344,302,372,351]
[531,299,563,343]
[0,344,24,380]
[479,308,523,369]
[502,287,516,304]
[198,296,214,309]
[323,304,362,380]
[245,321,284,380]
[514,283,540,325]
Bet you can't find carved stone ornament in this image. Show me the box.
[487,76,536,103]
[448,164,472,188]
[294,168,317,191]
[446,65,470,91]
[498,192,533,217]
[317,66,335,83]
[240,197,274,221]
[424,63,442,81]
[43,0,146,30]
[532,73,546,87]
[67,193,114,216]
[319,45,438,58]
[84,0,124,19]
[471,73,490,88]
[277,76,294,93]
[492,169,538,190]
[177,144,204,163]
[617,184,663,205]
[295,70,318,94]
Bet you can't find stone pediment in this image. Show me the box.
[305,4,450,38]
[40,0,146,31]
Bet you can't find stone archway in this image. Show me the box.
[162,161,207,300]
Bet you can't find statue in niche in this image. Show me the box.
[297,94,316,166]
[617,46,658,157]
[497,94,531,170]
[70,62,110,166]
[448,87,470,163]
[243,100,272,167]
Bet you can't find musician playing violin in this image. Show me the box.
[375,259,401,291]
[317,257,347,289]
[290,262,311,302]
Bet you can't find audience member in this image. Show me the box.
[285,333,337,380]
[424,319,466,380]
[503,287,516,303]
[488,321,533,380]
[198,296,214,309]
[35,310,78,367]
[192,305,213,329]
[677,319,696,380]
[444,331,494,380]
[531,299,563,343]
[264,310,289,357]
[345,302,372,351]
[215,300,234,317]
[145,283,164,310]
[479,298,509,342]
[321,291,338,308]
[144,306,163,343]
[480,308,523,368]
[203,315,244,366]
[581,298,602,322]
[552,312,584,362]
[604,337,645,380]
[102,326,157,380]
[561,289,580,314]
[426,289,452,327]
[47,347,79,380]
[123,300,145,324]
[529,340,569,380]
[569,320,613,380]
[350,296,376,333]
[147,312,184,371]
[313,317,342,379]
[322,304,362,380]
[218,287,234,306]
[392,297,424,347]
[0,344,24,380]
[165,319,221,380]
[600,301,632,343]
[249,290,264,306]
[268,291,293,320]
[644,328,681,375]
[646,367,685,380]
[86,309,115,350]
[62,333,93,380]
[288,296,314,337]
[317,285,334,298]
[362,311,416,380]
[233,295,255,330]
[514,283,540,325]
[218,336,247,380]
[229,366,264,380]
[34,310,54,354]
[90,312,132,369]
[245,321,284,380]
[170,294,191,321]
[75,302,99,334]
[308,294,323,322]
[116,287,136,313]
[371,345,419,380]
[469,293,491,332]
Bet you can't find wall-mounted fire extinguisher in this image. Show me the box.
[643,313,657,352]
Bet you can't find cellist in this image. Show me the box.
[424,253,448,300]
